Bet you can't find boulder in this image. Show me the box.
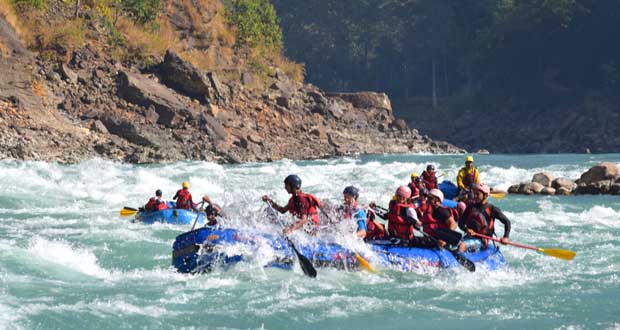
[159,50,212,103]
[101,116,157,147]
[574,183,600,195]
[270,80,295,99]
[247,133,263,144]
[201,114,228,141]
[326,92,392,113]
[145,108,159,125]
[556,187,572,195]
[540,187,556,195]
[521,182,545,195]
[610,183,620,195]
[577,162,619,185]
[391,119,408,131]
[59,64,78,84]
[551,177,577,192]
[90,120,108,134]
[508,184,522,194]
[116,71,195,128]
[206,72,229,103]
[532,172,554,187]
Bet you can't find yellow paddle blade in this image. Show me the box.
[355,252,376,273]
[490,191,507,199]
[538,248,576,260]
[120,208,138,217]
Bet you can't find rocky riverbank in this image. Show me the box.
[0,14,461,164]
[508,162,620,196]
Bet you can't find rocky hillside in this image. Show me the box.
[0,0,461,164]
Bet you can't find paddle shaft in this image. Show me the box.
[472,232,537,251]
[190,201,205,231]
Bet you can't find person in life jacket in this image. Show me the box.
[458,183,511,249]
[408,172,421,198]
[262,174,321,235]
[387,186,422,241]
[173,181,199,211]
[341,186,368,238]
[457,155,480,193]
[421,164,438,190]
[144,189,167,213]
[421,189,466,251]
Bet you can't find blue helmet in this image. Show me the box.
[342,186,359,199]
[284,174,302,189]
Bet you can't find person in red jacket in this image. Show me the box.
[421,164,438,189]
[421,189,466,252]
[173,181,198,211]
[262,174,321,235]
[144,189,167,213]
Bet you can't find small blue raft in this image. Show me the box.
[135,202,204,225]
[172,227,507,274]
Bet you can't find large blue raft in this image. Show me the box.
[134,202,205,225]
[172,227,507,274]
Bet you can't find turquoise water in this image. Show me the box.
[1,154,619,330]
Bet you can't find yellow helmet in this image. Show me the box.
[182,181,190,189]
[410,172,419,180]
[466,155,474,163]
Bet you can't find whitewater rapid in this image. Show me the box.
[1,154,619,330]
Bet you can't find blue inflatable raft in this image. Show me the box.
[135,202,205,225]
[172,227,507,274]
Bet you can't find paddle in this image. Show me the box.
[316,207,376,273]
[374,205,475,272]
[120,206,138,217]
[472,233,576,260]
[490,191,507,199]
[265,201,317,278]
[190,201,206,231]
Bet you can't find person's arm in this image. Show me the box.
[354,209,367,238]
[457,169,466,190]
[262,195,289,214]
[283,214,307,235]
[404,207,422,229]
[172,191,178,200]
[491,205,511,241]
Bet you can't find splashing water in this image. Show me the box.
[1,154,619,330]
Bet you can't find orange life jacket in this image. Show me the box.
[387,202,415,240]
[287,192,321,226]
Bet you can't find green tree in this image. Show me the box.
[225,0,283,52]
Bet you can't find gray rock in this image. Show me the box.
[611,183,620,195]
[145,108,159,125]
[552,177,577,191]
[207,72,229,103]
[540,187,556,195]
[241,72,254,86]
[59,64,78,84]
[574,183,600,194]
[247,133,263,144]
[116,71,195,128]
[159,50,212,103]
[326,92,392,113]
[532,172,555,187]
[391,119,408,131]
[270,80,295,99]
[577,162,619,185]
[201,114,228,141]
[556,187,572,195]
[521,182,545,194]
[90,120,108,134]
[508,184,523,194]
[101,116,157,147]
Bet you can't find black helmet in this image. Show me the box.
[427,164,435,171]
[155,189,162,197]
[284,174,302,189]
[342,186,359,199]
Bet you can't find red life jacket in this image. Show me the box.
[421,171,438,189]
[287,192,321,226]
[463,168,477,188]
[387,202,415,240]
[145,197,167,212]
[421,206,451,237]
[175,189,192,210]
[408,182,420,198]
[463,204,495,248]
[364,208,385,240]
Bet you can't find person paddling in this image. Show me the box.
[459,183,511,250]
[262,175,321,235]
[340,186,368,238]
[173,181,199,212]
[144,189,167,213]
[201,195,222,226]
[422,189,466,252]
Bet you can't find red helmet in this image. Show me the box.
[473,183,490,195]
[396,186,412,199]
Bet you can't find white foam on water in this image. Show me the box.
[27,237,108,278]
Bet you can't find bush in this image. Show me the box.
[12,0,45,9]
[225,0,282,52]
[122,0,160,24]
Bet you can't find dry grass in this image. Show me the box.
[34,18,85,60]
[272,53,305,82]
[115,16,180,58]
[0,0,28,41]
